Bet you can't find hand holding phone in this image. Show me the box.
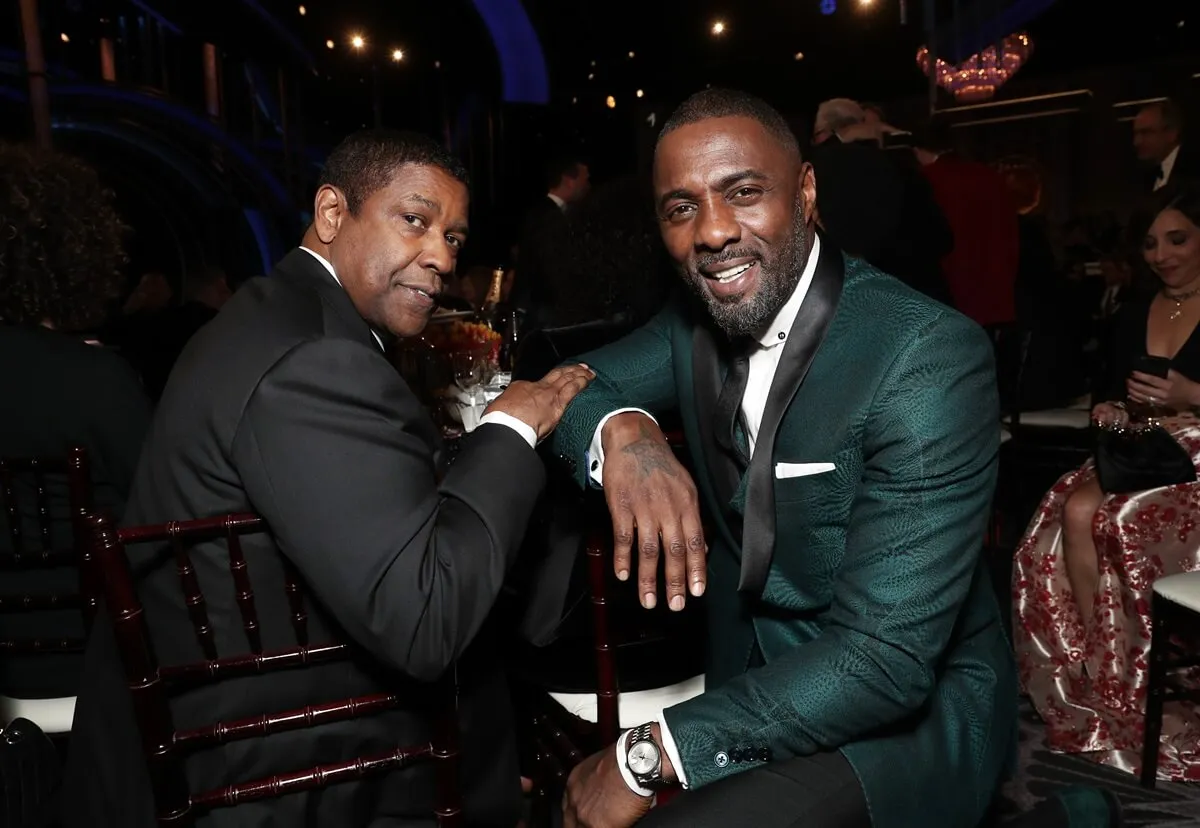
[1134,354,1172,379]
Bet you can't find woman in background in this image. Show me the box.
[1013,183,1200,781]
[0,142,151,706]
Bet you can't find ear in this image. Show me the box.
[798,162,817,227]
[313,184,348,245]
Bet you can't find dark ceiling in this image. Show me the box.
[265,0,1198,107]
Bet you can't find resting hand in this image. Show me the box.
[1091,402,1129,429]
[486,364,595,442]
[563,745,654,828]
[599,413,706,610]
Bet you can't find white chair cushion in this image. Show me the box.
[548,674,705,729]
[1153,571,1200,613]
[0,695,75,734]
[1004,409,1091,430]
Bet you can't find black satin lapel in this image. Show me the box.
[738,242,846,595]
[691,323,741,514]
[275,248,386,355]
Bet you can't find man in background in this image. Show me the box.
[1134,99,1197,192]
[513,152,591,326]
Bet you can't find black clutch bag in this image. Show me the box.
[1094,421,1197,494]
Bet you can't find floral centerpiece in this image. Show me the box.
[422,320,501,366]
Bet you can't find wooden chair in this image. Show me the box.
[88,510,463,826]
[1140,570,1200,788]
[0,446,94,733]
[525,427,705,804]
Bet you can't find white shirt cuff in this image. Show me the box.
[476,411,537,449]
[658,717,689,788]
[615,729,656,798]
[587,408,658,486]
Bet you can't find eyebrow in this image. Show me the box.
[403,193,441,211]
[657,168,770,211]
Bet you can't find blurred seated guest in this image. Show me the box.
[1133,98,1198,194]
[121,263,232,401]
[809,99,954,306]
[544,174,674,329]
[1014,183,1200,782]
[62,129,593,827]
[913,122,1019,330]
[513,152,590,327]
[0,142,152,702]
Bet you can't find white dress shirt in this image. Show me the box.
[547,192,567,211]
[1155,144,1181,191]
[298,246,536,448]
[589,236,822,793]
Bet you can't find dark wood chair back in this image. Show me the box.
[527,429,699,799]
[0,446,96,654]
[88,510,462,826]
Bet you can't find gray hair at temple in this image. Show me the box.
[813,98,866,138]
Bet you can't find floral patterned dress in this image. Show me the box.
[1013,416,1200,781]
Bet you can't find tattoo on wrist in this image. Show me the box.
[620,420,677,481]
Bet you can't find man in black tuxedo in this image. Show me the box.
[1134,99,1198,192]
[513,153,591,326]
[63,129,593,827]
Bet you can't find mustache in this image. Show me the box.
[692,248,761,272]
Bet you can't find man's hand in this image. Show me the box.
[563,746,654,828]
[601,413,706,610]
[486,364,595,442]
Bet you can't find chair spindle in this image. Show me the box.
[170,525,218,661]
[226,523,262,654]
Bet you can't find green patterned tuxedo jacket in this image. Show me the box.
[552,245,1018,827]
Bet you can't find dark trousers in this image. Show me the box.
[639,750,869,828]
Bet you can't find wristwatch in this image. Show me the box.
[624,723,664,790]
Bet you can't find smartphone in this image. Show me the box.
[1135,355,1172,379]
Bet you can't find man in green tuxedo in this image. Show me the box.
[555,89,1018,828]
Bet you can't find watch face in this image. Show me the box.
[628,740,661,775]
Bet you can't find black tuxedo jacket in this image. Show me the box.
[62,249,550,827]
[513,196,569,326]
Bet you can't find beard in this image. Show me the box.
[678,199,810,339]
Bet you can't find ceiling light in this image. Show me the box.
[60,33,69,43]
[711,20,726,35]
[391,49,404,61]
[636,89,644,98]
[794,51,804,60]
[351,34,365,50]
[434,60,441,69]
[298,5,306,14]
[588,73,594,80]
[326,39,335,49]
[606,95,616,109]
[628,51,635,58]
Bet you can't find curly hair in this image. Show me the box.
[0,143,128,329]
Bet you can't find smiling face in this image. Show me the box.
[654,115,816,338]
[312,163,469,338]
[1144,207,1200,291]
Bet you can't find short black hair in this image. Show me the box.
[659,88,800,159]
[318,129,469,214]
[543,152,586,191]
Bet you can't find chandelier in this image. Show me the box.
[916,32,1033,103]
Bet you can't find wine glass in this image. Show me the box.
[452,351,483,404]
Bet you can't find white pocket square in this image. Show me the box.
[775,462,836,479]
